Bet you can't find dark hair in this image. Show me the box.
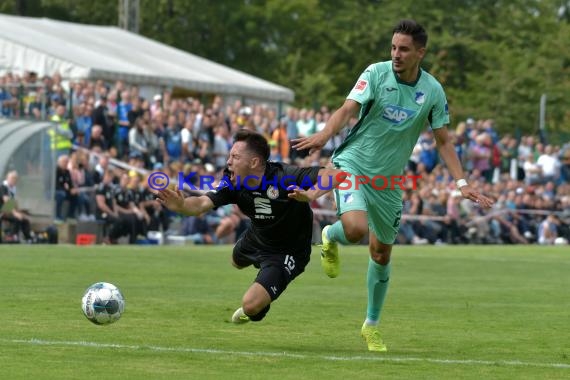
[393,19,428,48]
[233,129,270,162]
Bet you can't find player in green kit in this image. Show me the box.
[293,19,493,352]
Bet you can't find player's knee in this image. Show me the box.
[370,247,391,265]
[244,303,271,322]
[344,224,367,243]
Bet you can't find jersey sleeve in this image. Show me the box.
[204,184,235,209]
[429,83,450,130]
[346,64,376,105]
[281,164,321,190]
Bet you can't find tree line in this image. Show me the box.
[2,0,569,136]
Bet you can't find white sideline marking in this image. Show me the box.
[3,338,570,369]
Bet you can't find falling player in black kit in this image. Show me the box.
[156,130,341,323]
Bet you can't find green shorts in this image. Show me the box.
[334,180,403,245]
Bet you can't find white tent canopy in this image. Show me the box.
[0,14,294,102]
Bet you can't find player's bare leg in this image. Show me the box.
[232,282,271,324]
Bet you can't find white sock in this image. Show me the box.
[364,318,378,327]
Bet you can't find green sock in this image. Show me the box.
[327,220,351,245]
[366,258,391,323]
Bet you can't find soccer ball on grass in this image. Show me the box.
[81,282,125,325]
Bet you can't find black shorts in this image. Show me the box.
[232,236,310,301]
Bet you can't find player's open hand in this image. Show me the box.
[155,188,185,213]
[459,185,494,209]
[287,186,314,203]
[291,132,329,155]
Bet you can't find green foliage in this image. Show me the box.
[2,0,569,133]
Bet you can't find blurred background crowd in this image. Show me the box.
[1,72,569,246]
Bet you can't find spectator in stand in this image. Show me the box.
[214,204,249,244]
[128,173,150,238]
[114,172,140,244]
[180,213,217,244]
[201,109,217,146]
[26,87,44,119]
[140,174,170,233]
[151,110,165,158]
[538,214,560,245]
[89,124,107,151]
[181,118,196,164]
[469,133,492,182]
[0,76,19,118]
[96,170,125,244]
[91,151,110,184]
[1,171,33,243]
[106,90,118,121]
[150,94,163,119]
[117,90,132,158]
[419,130,438,173]
[317,111,342,159]
[518,136,535,180]
[55,155,78,223]
[537,145,561,184]
[127,95,143,130]
[92,95,114,148]
[212,124,230,171]
[523,153,542,185]
[49,104,74,159]
[77,149,96,187]
[161,114,183,164]
[270,117,289,162]
[70,81,84,106]
[295,108,315,160]
[74,102,93,147]
[499,135,518,179]
[68,152,93,221]
[128,116,149,164]
[141,109,160,168]
[129,84,139,102]
[195,133,211,164]
[446,190,466,243]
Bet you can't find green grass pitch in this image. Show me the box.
[0,244,569,379]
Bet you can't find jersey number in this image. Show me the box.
[393,210,402,228]
[284,255,296,271]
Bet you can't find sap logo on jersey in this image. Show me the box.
[382,105,415,124]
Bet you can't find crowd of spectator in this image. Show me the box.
[1,71,569,246]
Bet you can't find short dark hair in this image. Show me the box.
[234,129,270,162]
[393,19,428,48]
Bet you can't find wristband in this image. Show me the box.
[456,179,468,188]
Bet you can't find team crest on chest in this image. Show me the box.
[266,185,279,200]
[415,91,425,105]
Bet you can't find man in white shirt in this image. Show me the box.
[536,145,561,183]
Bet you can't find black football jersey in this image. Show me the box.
[205,162,320,254]
[114,187,134,209]
[95,183,115,218]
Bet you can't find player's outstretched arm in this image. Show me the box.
[288,168,343,202]
[155,188,215,216]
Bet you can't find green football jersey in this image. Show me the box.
[332,61,449,180]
